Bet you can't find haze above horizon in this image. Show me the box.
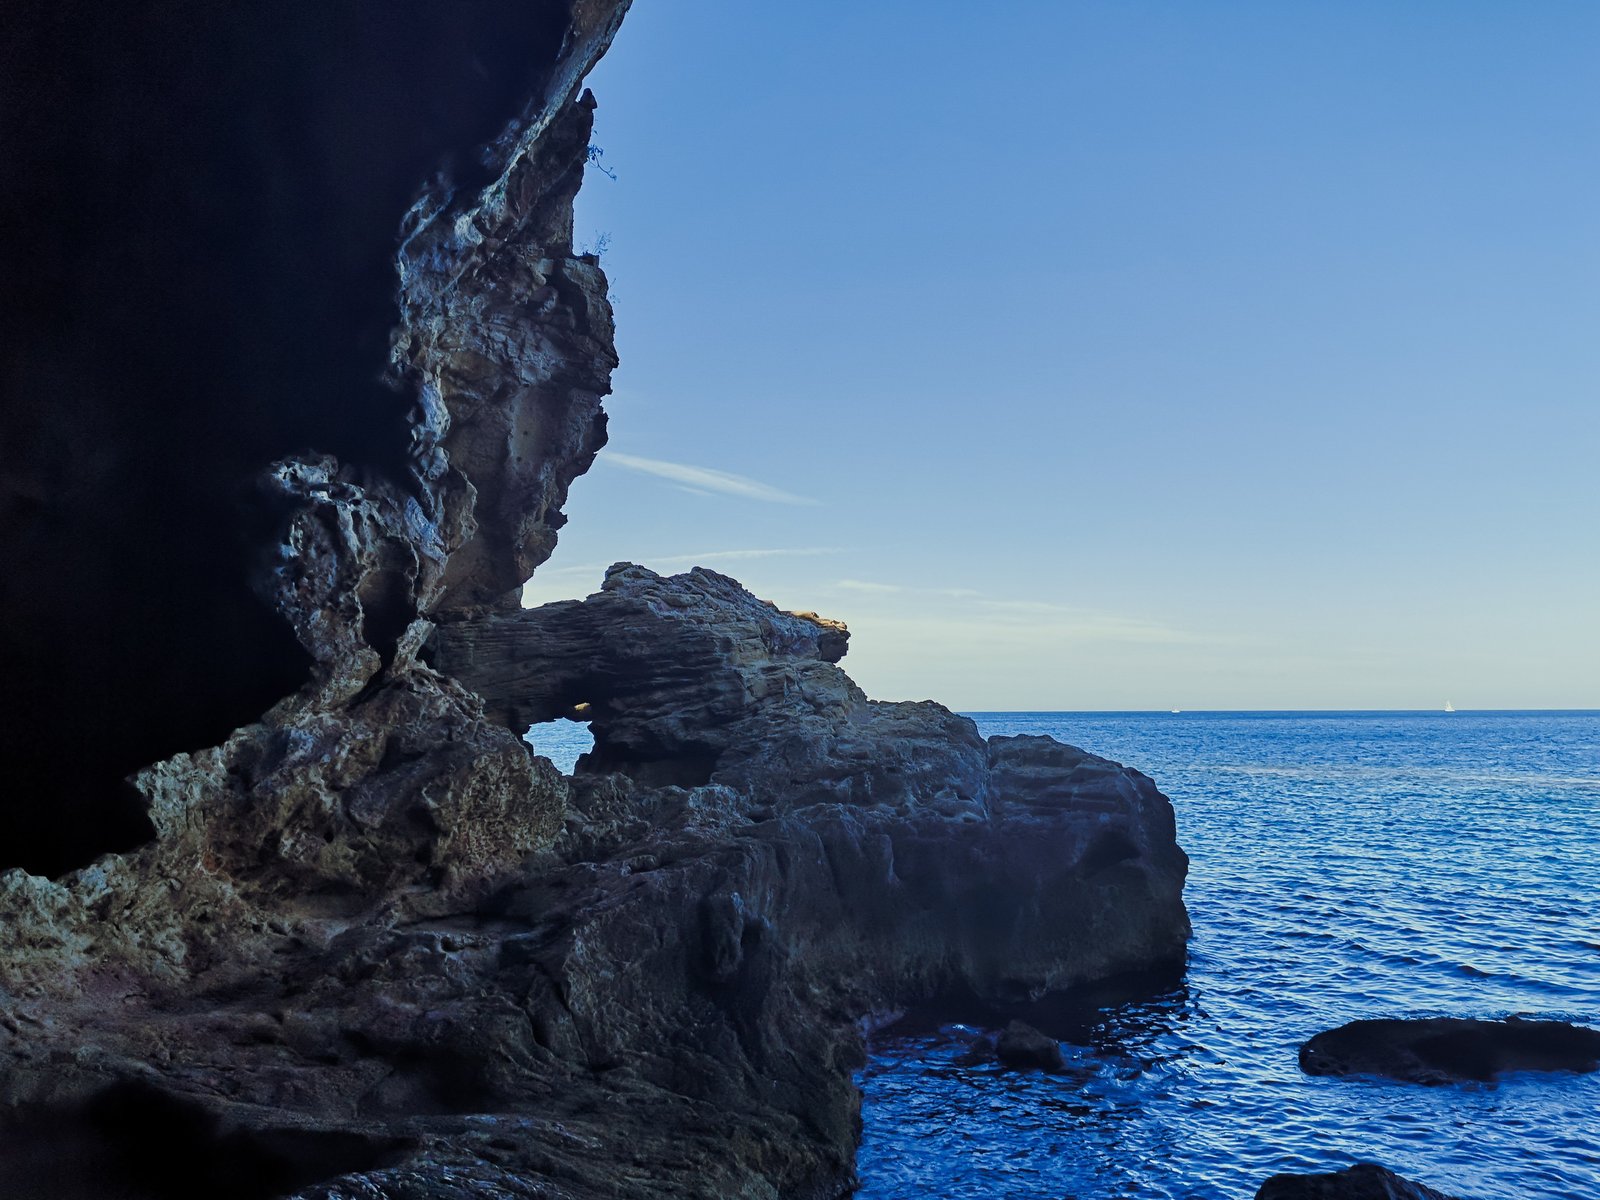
[526,0,1600,712]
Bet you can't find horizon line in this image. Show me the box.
[953,707,1600,715]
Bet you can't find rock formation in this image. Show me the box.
[1255,1162,1464,1200]
[994,1020,1067,1072]
[1300,1017,1600,1085]
[0,3,1190,1197]
[0,0,623,877]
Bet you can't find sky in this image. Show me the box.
[524,0,1600,712]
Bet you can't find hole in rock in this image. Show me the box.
[1078,829,1142,876]
[0,1080,413,1200]
[524,718,596,776]
[1,0,573,874]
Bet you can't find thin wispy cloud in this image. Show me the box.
[831,579,982,599]
[824,580,1220,646]
[833,579,904,595]
[977,599,1241,645]
[533,547,841,580]
[602,452,819,506]
[849,611,1218,652]
[655,546,841,566]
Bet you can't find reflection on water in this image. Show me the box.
[856,712,1600,1200]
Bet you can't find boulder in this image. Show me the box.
[1256,1161,1463,1200]
[995,1021,1066,1071]
[1300,1017,1600,1084]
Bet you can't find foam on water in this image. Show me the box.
[855,711,1600,1200]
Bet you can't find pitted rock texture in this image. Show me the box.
[1256,1161,1464,1200]
[2,567,1188,1198]
[1299,1017,1600,1085]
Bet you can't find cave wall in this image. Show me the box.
[0,0,619,874]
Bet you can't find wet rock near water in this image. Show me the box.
[1256,1161,1463,1200]
[995,1021,1066,1072]
[1300,1016,1600,1085]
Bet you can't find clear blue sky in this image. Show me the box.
[525,0,1600,711]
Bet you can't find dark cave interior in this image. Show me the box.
[0,0,573,875]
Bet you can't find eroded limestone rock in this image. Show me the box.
[2,564,1188,1198]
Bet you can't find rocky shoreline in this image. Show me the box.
[0,559,1192,1198]
[0,4,1192,1195]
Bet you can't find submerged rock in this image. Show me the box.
[1300,1017,1600,1084]
[995,1021,1066,1072]
[1256,1161,1463,1200]
[952,1032,999,1067]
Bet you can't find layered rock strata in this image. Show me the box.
[0,3,1190,1197]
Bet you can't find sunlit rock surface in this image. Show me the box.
[0,2,1189,1196]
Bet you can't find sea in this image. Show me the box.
[527,711,1600,1200]
[855,711,1600,1200]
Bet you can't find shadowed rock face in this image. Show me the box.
[0,0,615,874]
[0,4,1190,1196]
[1255,1162,1463,1200]
[1299,1017,1600,1085]
[0,1080,412,1200]
[1,563,1188,1198]
[995,1021,1067,1072]
[434,563,1191,1003]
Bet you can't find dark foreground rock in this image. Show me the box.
[0,564,1190,1199]
[0,0,623,876]
[995,1021,1066,1071]
[1300,1017,1600,1084]
[1256,1161,1463,1200]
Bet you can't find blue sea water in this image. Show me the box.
[854,711,1600,1200]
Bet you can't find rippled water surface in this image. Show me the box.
[855,711,1600,1200]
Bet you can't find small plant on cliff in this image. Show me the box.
[585,144,616,180]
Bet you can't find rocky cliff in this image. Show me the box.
[0,4,1189,1197]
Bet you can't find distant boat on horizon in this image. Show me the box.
[1170,708,1182,714]
[1444,701,1456,713]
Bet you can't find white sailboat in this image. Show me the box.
[1444,700,1456,713]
